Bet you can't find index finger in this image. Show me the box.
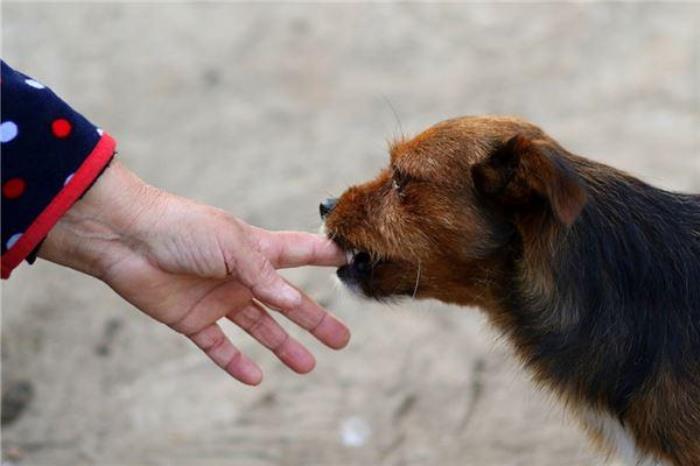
[254,230,346,269]
[272,284,351,350]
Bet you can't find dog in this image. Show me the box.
[320,116,700,465]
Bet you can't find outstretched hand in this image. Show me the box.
[39,161,349,385]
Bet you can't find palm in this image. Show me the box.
[100,213,349,385]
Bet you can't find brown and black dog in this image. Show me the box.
[321,116,700,465]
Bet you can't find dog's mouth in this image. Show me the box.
[329,233,423,300]
[342,248,373,270]
[330,236,386,292]
[339,249,376,280]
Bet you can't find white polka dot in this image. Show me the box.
[96,128,104,136]
[24,78,45,89]
[1,121,18,143]
[64,173,75,186]
[6,233,23,250]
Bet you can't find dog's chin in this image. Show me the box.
[335,254,413,301]
[333,268,367,298]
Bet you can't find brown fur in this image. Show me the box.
[323,116,700,465]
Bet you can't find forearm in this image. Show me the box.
[37,160,158,278]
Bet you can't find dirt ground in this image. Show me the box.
[1,3,698,466]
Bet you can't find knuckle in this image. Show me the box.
[272,332,291,356]
[254,258,278,287]
[310,310,328,333]
[247,308,267,334]
[206,332,228,353]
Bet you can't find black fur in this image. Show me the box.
[499,163,700,420]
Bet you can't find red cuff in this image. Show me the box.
[1,133,117,279]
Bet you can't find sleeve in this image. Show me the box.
[1,60,117,279]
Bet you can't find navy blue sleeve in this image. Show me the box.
[1,59,117,278]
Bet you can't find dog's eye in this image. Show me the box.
[392,171,409,196]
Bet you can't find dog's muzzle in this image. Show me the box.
[319,196,375,289]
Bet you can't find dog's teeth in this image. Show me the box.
[344,249,362,264]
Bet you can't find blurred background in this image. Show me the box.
[2,3,698,465]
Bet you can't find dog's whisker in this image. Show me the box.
[412,260,422,299]
[382,95,405,142]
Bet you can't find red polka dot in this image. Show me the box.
[3,178,26,199]
[52,118,72,138]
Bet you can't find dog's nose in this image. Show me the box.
[319,197,338,219]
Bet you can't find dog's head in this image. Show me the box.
[322,116,587,305]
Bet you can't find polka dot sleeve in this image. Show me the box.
[1,60,117,279]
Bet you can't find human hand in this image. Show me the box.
[38,160,350,385]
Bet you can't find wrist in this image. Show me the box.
[38,160,159,278]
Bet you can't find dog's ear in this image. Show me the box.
[471,135,587,226]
